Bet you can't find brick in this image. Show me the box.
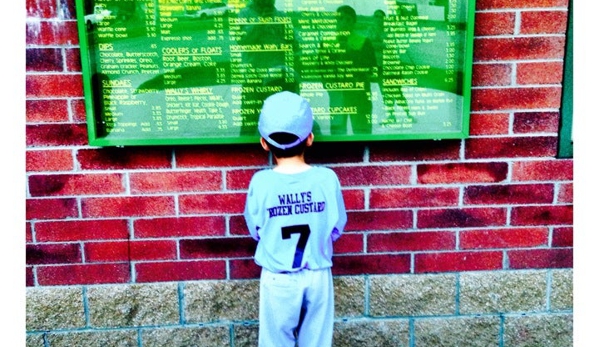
[226,169,258,190]
[474,37,565,61]
[37,263,131,285]
[26,74,83,98]
[135,260,226,282]
[334,165,411,187]
[476,0,569,10]
[180,237,256,259]
[26,198,78,220]
[134,216,226,238]
[460,227,549,249]
[368,231,456,252]
[77,147,172,170]
[471,87,562,111]
[26,124,89,147]
[508,248,573,269]
[26,48,63,72]
[342,189,365,210]
[415,251,503,273]
[27,222,33,242]
[512,159,573,181]
[26,0,58,18]
[130,171,222,193]
[511,205,573,226]
[520,10,568,34]
[65,47,81,72]
[59,0,77,19]
[332,254,411,275]
[70,98,87,122]
[306,142,367,164]
[370,187,460,208]
[517,62,564,85]
[85,240,177,262]
[82,196,175,218]
[27,266,34,286]
[464,184,554,205]
[26,243,81,265]
[179,193,247,214]
[230,258,261,279]
[26,149,74,171]
[35,219,129,242]
[557,183,573,203]
[334,233,363,254]
[175,145,267,168]
[369,140,461,162]
[474,12,515,36]
[469,113,510,135]
[472,63,512,86]
[552,227,572,247]
[28,173,124,196]
[465,137,557,158]
[418,162,508,184]
[418,208,507,228]
[513,111,560,133]
[346,210,412,231]
[25,20,79,45]
[26,99,69,123]
[230,215,249,236]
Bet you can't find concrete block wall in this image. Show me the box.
[25,0,574,345]
[26,269,572,346]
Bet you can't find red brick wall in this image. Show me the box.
[25,0,573,287]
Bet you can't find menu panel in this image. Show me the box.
[76,0,475,146]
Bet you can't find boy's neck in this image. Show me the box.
[273,155,311,174]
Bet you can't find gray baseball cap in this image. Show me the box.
[258,91,313,150]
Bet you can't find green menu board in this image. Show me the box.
[75,0,475,146]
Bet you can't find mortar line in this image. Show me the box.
[178,282,186,324]
[546,270,553,311]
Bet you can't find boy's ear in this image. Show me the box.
[306,133,314,147]
[260,137,270,151]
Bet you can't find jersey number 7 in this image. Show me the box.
[282,224,311,269]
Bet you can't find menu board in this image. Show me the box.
[75,0,475,146]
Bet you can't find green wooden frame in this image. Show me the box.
[558,0,573,158]
[75,0,476,146]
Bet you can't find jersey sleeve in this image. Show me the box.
[331,173,347,242]
[243,178,262,241]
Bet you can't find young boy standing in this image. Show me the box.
[244,91,347,347]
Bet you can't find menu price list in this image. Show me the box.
[79,0,472,143]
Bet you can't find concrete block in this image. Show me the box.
[26,287,85,331]
[370,274,457,316]
[504,313,573,347]
[334,276,366,318]
[460,271,546,314]
[87,283,179,328]
[184,280,259,323]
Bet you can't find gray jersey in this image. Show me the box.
[244,166,347,273]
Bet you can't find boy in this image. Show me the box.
[244,91,347,347]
